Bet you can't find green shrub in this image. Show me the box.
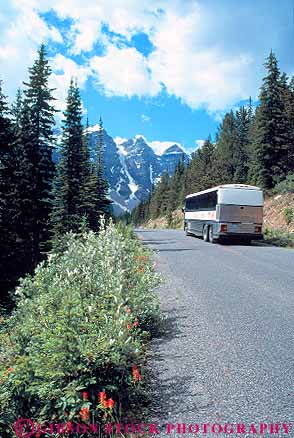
[264,227,294,247]
[273,173,294,194]
[283,207,294,225]
[0,222,161,435]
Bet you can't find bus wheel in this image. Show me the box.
[209,225,215,243]
[203,225,209,242]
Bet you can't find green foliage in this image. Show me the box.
[0,223,161,434]
[272,174,294,194]
[283,207,294,225]
[51,80,92,237]
[23,43,57,260]
[264,227,294,248]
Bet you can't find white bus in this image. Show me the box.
[183,184,263,243]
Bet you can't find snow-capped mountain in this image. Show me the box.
[77,127,189,215]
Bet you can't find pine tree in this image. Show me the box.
[51,79,88,236]
[214,111,238,183]
[79,117,100,230]
[252,51,286,188]
[0,81,16,298]
[95,117,111,222]
[280,73,294,174]
[23,44,57,262]
[234,106,250,183]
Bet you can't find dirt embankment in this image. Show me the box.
[263,193,294,232]
[142,194,294,232]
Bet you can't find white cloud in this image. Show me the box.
[50,54,90,112]
[1,0,288,115]
[195,139,205,149]
[148,5,254,113]
[147,140,181,156]
[89,44,161,98]
[141,114,151,123]
[0,3,62,98]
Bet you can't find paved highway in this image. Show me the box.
[136,229,294,437]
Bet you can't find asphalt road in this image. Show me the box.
[136,229,294,437]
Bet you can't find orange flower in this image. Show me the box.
[99,391,107,402]
[102,398,115,409]
[106,398,115,409]
[132,365,143,382]
[136,267,145,274]
[7,367,13,373]
[80,407,90,421]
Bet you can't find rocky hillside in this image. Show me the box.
[263,193,294,232]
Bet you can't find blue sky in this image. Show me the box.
[0,0,293,154]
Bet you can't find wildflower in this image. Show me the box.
[80,407,90,422]
[107,398,115,409]
[82,391,88,400]
[132,365,143,382]
[133,320,139,327]
[136,267,145,274]
[99,391,107,402]
[125,307,131,314]
[7,367,13,373]
[127,323,132,330]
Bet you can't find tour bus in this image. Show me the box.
[183,184,263,243]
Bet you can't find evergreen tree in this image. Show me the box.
[23,44,57,262]
[95,117,111,221]
[214,111,238,183]
[0,81,15,297]
[51,80,89,236]
[280,73,294,173]
[234,106,250,183]
[252,51,287,188]
[79,117,100,230]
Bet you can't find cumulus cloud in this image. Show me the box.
[0,3,62,98]
[89,45,161,98]
[0,0,290,114]
[50,54,90,112]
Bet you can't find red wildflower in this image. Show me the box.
[106,398,115,409]
[7,367,13,373]
[132,365,143,382]
[133,320,139,327]
[99,391,107,402]
[127,323,132,330]
[82,391,88,400]
[79,407,90,421]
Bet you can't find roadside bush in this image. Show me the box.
[283,207,294,225]
[264,227,294,247]
[272,173,294,194]
[0,221,161,436]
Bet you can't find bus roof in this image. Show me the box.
[185,184,262,199]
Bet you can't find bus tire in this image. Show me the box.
[209,225,215,243]
[203,225,209,242]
